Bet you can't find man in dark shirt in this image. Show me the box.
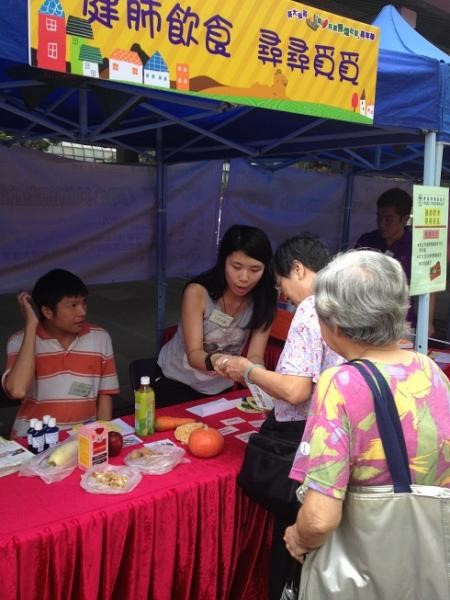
[355,187,435,335]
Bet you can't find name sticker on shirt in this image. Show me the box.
[209,308,233,328]
[69,381,93,397]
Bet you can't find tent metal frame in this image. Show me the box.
[0,65,448,353]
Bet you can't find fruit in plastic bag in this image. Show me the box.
[47,439,78,466]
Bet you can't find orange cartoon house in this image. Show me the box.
[176,63,190,91]
[109,49,143,85]
[37,0,67,73]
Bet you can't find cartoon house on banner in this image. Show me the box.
[66,16,102,77]
[79,45,103,78]
[37,0,66,72]
[144,52,170,89]
[109,50,143,84]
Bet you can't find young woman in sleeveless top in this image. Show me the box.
[155,224,277,406]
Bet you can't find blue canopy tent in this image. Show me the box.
[0,2,449,350]
[372,4,450,350]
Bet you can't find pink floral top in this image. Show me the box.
[289,354,450,499]
[273,295,343,422]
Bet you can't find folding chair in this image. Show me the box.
[129,357,159,391]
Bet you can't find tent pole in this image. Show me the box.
[155,128,167,354]
[415,131,438,354]
[340,168,354,250]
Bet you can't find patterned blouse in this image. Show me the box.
[273,295,343,421]
[289,353,450,498]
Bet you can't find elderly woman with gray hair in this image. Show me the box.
[284,250,449,598]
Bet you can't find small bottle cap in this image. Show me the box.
[48,417,56,427]
[29,418,38,427]
[42,414,51,424]
[34,421,43,431]
[140,376,150,385]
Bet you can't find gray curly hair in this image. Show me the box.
[314,250,411,345]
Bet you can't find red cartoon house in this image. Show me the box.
[36,0,67,72]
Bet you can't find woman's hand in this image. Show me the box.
[213,354,237,378]
[220,356,251,383]
[284,524,309,564]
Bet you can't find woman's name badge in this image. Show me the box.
[209,308,233,328]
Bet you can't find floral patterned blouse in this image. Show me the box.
[273,295,343,422]
[289,353,450,498]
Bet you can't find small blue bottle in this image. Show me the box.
[42,414,51,450]
[45,417,59,448]
[27,418,38,451]
[32,420,45,454]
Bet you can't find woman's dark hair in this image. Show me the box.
[32,269,88,313]
[273,233,331,277]
[190,224,277,330]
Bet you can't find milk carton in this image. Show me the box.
[78,422,108,470]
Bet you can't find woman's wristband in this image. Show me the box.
[244,363,264,385]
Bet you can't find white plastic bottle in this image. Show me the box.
[134,376,155,436]
[45,417,59,448]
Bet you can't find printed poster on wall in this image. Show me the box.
[410,185,449,295]
[28,0,379,125]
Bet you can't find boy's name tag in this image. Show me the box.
[209,308,233,328]
[69,381,93,397]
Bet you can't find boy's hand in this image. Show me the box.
[17,291,40,327]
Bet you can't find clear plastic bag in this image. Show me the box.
[19,437,78,484]
[124,439,187,475]
[80,464,142,494]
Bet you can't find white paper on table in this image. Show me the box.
[221,416,246,425]
[429,351,450,364]
[218,425,239,436]
[186,397,242,417]
[122,434,142,447]
[235,431,253,443]
[249,419,265,428]
[111,418,135,435]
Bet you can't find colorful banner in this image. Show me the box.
[410,185,449,295]
[28,0,379,124]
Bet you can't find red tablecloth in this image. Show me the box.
[0,391,273,600]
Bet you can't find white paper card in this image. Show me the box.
[111,418,135,435]
[221,416,246,425]
[122,434,142,447]
[218,425,239,435]
[235,431,253,443]
[249,419,265,428]
[245,381,274,410]
[186,397,242,417]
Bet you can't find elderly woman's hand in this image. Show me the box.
[221,356,251,383]
[284,524,309,564]
[213,354,236,378]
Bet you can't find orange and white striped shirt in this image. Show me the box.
[3,322,119,438]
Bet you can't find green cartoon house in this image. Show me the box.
[66,15,93,75]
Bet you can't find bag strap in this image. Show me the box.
[348,359,412,493]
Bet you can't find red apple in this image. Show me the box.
[108,431,123,457]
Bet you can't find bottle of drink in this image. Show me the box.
[134,376,155,436]
[32,420,45,454]
[45,417,59,448]
[27,418,38,451]
[42,414,51,450]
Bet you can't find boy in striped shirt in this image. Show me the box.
[2,269,120,438]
